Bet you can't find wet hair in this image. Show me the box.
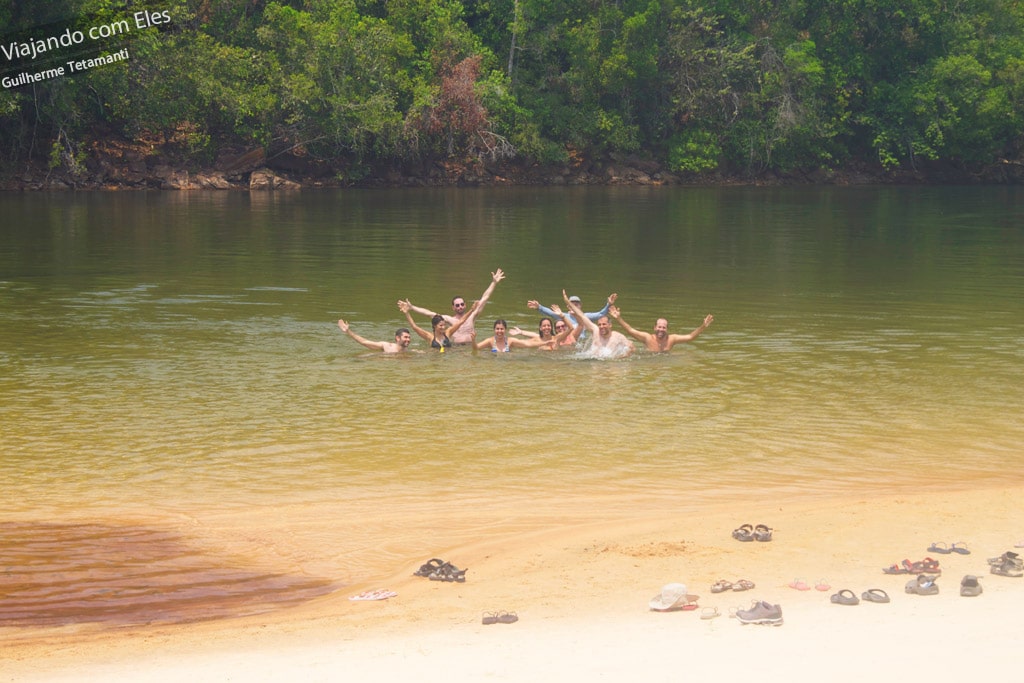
[539,317,554,337]
[431,315,445,328]
[493,319,507,330]
[395,327,410,337]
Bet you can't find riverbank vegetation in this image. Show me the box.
[2,0,1023,186]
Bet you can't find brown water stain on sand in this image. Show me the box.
[0,522,337,628]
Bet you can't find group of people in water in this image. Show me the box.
[336,268,714,359]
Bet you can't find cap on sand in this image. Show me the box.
[568,295,581,303]
[649,583,699,611]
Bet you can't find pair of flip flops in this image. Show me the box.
[788,578,830,591]
[829,588,891,605]
[732,523,773,542]
[348,589,397,601]
[882,557,941,575]
[711,579,755,593]
[927,542,971,555]
[413,558,468,582]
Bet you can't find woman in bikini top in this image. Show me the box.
[399,300,476,352]
[472,319,554,353]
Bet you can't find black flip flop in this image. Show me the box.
[861,588,890,603]
[830,589,859,605]
[732,524,754,542]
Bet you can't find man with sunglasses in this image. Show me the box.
[403,268,505,344]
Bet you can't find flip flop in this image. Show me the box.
[814,579,831,592]
[732,524,754,542]
[950,542,971,555]
[861,588,890,603]
[482,611,500,625]
[497,611,519,624]
[349,589,397,601]
[679,602,699,611]
[732,579,756,591]
[700,606,721,620]
[788,578,811,591]
[711,579,734,593]
[753,524,773,542]
[830,589,859,605]
[927,542,951,554]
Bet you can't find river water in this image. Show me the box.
[2,186,1022,627]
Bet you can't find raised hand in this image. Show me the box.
[527,299,540,310]
[337,319,350,332]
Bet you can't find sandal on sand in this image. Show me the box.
[429,562,468,582]
[882,562,909,575]
[788,578,811,591]
[482,611,500,625]
[732,524,754,542]
[950,542,971,555]
[960,575,983,597]
[830,589,859,605]
[414,558,446,577]
[701,606,721,620]
[861,588,890,603]
[814,579,831,592]
[927,542,951,554]
[711,580,734,593]
[754,524,774,542]
[732,579,756,592]
[905,558,941,575]
[497,611,519,624]
[905,574,939,595]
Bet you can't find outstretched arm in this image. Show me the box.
[338,320,387,351]
[670,314,714,343]
[564,290,598,335]
[397,300,432,341]
[586,292,618,320]
[403,300,439,318]
[467,268,504,321]
[609,305,651,343]
[528,299,559,318]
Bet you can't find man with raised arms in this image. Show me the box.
[608,307,714,353]
[403,268,504,345]
[337,319,412,353]
[563,290,634,358]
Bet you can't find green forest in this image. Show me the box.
[2,0,1023,184]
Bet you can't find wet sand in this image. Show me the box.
[3,485,1023,681]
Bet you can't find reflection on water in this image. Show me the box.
[0,522,336,627]
[1,187,1023,624]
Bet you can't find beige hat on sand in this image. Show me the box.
[649,583,699,611]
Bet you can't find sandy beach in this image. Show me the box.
[4,485,1022,682]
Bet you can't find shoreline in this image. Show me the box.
[4,484,1023,681]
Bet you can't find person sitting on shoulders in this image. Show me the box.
[609,306,713,353]
[337,320,412,353]
[472,319,555,353]
[398,299,477,352]
[403,268,505,344]
[564,291,634,358]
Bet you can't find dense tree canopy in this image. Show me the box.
[1,0,1022,180]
